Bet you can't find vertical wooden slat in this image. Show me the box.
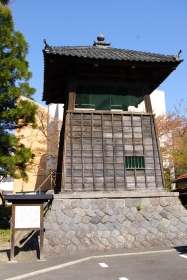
[101,113,106,190]
[70,112,73,191]
[111,113,116,189]
[149,115,157,188]
[121,113,127,189]
[140,114,147,188]
[131,114,137,189]
[91,113,95,191]
[81,113,84,191]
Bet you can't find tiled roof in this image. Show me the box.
[44,45,180,63]
[175,173,187,182]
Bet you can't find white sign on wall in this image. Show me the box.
[15,205,41,229]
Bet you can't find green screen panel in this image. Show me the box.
[76,93,95,108]
[125,156,145,169]
[111,94,124,110]
[76,93,90,106]
[91,94,110,110]
[76,91,143,110]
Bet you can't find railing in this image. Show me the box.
[35,170,56,193]
[11,170,59,194]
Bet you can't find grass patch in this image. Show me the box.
[0,229,10,243]
[0,205,11,244]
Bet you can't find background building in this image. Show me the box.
[13,100,48,192]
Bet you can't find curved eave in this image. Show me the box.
[42,49,182,104]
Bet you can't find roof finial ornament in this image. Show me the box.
[177,49,182,59]
[97,33,105,42]
[43,39,49,49]
[93,33,111,48]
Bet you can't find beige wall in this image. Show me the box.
[14,105,49,193]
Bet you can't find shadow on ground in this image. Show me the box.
[0,232,40,261]
[175,245,187,255]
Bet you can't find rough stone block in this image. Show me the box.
[44,194,187,256]
[125,198,141,208]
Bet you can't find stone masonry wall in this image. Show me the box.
[44,193,187,256]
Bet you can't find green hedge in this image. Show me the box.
[0,205,11,229]
[0,205,11,243]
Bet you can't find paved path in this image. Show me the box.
[1,247,187,280]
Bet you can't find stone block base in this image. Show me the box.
[44,192,187,256]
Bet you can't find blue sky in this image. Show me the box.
[11,0,187,111]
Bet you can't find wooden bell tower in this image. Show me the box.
[43,35,182,193]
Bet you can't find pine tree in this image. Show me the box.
[0,0,9,5]
[0,3,37,179]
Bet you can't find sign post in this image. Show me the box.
[5,194,53,262]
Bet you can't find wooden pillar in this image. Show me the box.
[144,95,153,113]
[152,116,166,189]
[68,80,76,111]
[55,79,76,193]
[68,91,76,111]
[144,94,165,189]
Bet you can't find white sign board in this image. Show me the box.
[15,205,41,229]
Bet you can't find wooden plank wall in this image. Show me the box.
[62,111,164,192]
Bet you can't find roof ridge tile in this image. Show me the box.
[44,45,181,63]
